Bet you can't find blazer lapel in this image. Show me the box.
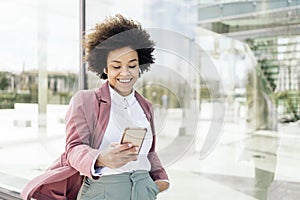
[92,81,111,148]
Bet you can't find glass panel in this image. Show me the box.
[0,0,79,193]
[0,1,299,199]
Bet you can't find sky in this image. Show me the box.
[0,0,79,73]
[0,0,246,91]
[0,0,143,73]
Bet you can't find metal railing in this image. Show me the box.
[0,187,21,200]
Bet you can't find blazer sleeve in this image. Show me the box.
[64,90,100,179]
[148,151,169,181]
[147,104,169,181]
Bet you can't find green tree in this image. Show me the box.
[0,72,9,90]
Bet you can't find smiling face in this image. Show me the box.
[106,47,139,96]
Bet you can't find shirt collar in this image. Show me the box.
[109,85,136,107]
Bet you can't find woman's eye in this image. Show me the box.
[113,66,121,69]
[129,65,136,68]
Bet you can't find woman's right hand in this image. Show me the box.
[95,143,139,169]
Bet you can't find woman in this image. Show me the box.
[21,14,169,200]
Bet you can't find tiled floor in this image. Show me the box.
[0,104,299,200]
[157,121,300,200]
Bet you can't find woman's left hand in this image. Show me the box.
[154,180,169,193]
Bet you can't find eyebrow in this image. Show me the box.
[111,58,138,63]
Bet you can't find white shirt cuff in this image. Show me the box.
[91,151,103,176]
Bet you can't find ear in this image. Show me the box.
[103,67,108,74]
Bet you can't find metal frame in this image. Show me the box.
[197,0,300,24]
[0,187,21,200]
[79,0,87,90]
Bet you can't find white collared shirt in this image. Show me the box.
[92,86,152,176]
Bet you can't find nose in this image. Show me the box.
[120,66,131,75]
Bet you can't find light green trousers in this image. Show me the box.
[77,170,159,200]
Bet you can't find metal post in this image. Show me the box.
[38,0,48,129]
[79,0,87,90]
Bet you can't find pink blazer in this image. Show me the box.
[21,81,168,200]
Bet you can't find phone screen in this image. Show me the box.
[121,127,147,153]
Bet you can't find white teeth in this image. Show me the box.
[119,79,130,83]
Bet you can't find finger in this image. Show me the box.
[119,147,139,156]
[128,154,138,161]
[126,146,139,154]
[116,143,134,152]
[120,154,138,162]
[110,142,119,147]
[109,143,130,154]
[121,149,139,159]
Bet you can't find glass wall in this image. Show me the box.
[0,1,299,199]
[0,0,79,192]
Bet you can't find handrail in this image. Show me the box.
[255,65,276,103]
[256,62,299,121]
[0,187,22,200]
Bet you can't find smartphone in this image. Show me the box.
[121,127,147,153]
